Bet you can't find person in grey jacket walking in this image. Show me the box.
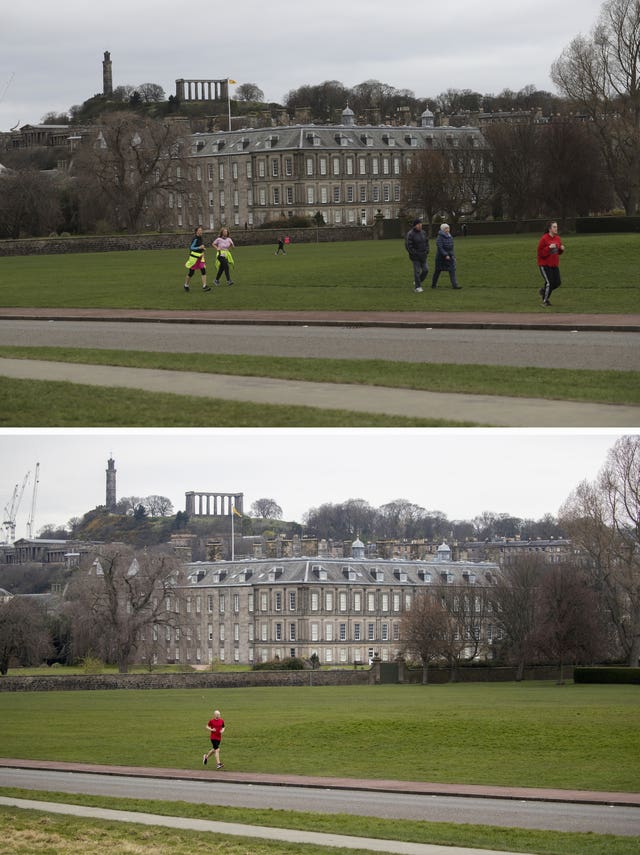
[432,223,462,290]
[405,218,429,293]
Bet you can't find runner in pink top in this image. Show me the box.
[212,228,235,285]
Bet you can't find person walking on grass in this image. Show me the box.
[212,227,235,285]
[405,218,429,293]
[537,220,565,307]
[275,236,286,255]
[432,223,462,290]
[203,709,225,769]
[183,226,211,292]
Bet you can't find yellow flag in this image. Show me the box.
[228,79,237,84]
[232,506,243,518]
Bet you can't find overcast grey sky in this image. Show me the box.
[1,0,605,132]
[0,430,631,538]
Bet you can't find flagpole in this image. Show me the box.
[227,78,232,132]
[231,507,235,560]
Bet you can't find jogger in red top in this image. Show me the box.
[203,709,225,768]
[537,221,565,307]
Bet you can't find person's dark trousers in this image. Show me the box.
[412,259,428,289]
[539,266,561,302]
[432,266,460,289]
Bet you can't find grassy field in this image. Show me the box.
[2,682,638,792]
[1,234,638,425]
[1,233,639,313]
[2,682,639,855]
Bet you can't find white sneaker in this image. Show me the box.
[414,287,424,293]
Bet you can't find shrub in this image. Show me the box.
[252,656,307,671]
[80,655,104,674]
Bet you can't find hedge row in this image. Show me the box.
[575,216,640,233]
[574,666,640,684]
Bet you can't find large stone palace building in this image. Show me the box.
[173,540,499,668]
[179,107,488,230]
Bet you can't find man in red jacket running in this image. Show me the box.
[203,709,225,769]
[537,220,565,307]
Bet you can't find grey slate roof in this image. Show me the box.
[185,556,497,587]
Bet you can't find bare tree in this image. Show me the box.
[378,499,427,540]
[144,495,175,517]
[114,496,143,515]
[250,498,283,519]
[72,112,194,233]
[551,0,640,214]
[533,563,606,682]
[66,544,191,673]
[0,169,63,238]
[0,597,53,675]
[489,555,547,680]
[136,83,165,103]
[482,120,542,220]
[401,147,451,231]
[559,435,640,665]
[537,120,612,218]
[400,591,451,683]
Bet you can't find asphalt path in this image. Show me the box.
[1,319,639,371]
[2,767,639,837]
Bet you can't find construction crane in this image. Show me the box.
[0,72,15,104]
[2,470,30,544]
[26,462,40,539]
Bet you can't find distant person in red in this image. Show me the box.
[537,220,565,307]
[203,709,225,768]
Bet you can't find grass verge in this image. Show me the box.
[1,790,636,855]
[0,346,638,405]
[0,375,472,427]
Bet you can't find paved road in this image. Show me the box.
[1,319,639,371]
[2,767,639,837]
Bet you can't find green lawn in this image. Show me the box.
[2,683,638,792]
[2,682,639,855]
[1,233,639,313]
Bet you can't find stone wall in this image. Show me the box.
[0,668,372,692]
[0,662,570,691]
[0,227,372,257]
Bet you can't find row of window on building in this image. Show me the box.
[178,588,485,615]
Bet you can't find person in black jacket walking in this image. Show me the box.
[432,224,462,290]
[405,218,429,293]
